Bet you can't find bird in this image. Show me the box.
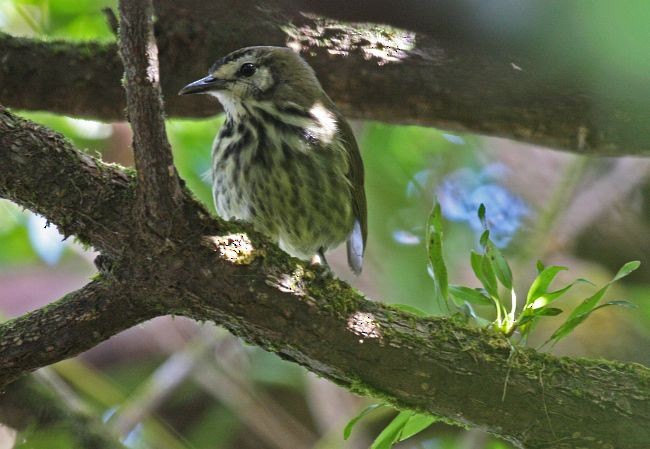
[179,46,367,274]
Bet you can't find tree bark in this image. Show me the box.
[1,0,650,156]
[1,105,649,449]
[118,0,185,228]
[1,1,649,448]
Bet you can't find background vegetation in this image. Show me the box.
[0,1,648,448]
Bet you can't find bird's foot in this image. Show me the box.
[310,248,333,276]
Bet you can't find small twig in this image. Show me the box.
[117,0,184,228]
[539,365,557,439]
[0,373,127,449]
[188,332,316,449]
[193,362,315,449]
[501,343,518,402]
[109,337,214,436]
[102,7,119,36]
[552,158,650,250]
[34,368,92,415]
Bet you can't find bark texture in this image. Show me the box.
[1,1,649,448]
[1,0,650,156]
[1,105,650,449]
[118,0,185,228]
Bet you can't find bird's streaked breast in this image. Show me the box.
[211,101,354,258]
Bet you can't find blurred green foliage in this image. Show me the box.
[1,0,116,40]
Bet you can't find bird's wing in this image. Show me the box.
[337,116,367,275]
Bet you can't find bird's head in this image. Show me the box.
[179,46,323,113]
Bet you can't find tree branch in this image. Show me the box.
[0,279,157,389]
[1,107,649,449]
[1,0,650,156]
[0,33,121,119]
[0,108,134,256]
[118,0,184,227]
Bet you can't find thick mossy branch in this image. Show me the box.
[1,108,649,449]
[1,0,650,156]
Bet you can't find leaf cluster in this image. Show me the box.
[346,203,640,448]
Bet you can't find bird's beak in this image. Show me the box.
[178,75,227,95]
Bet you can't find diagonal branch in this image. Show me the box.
[0,108,649,449]
[0,280,157,389]
[0,107,134,256]
[118,0,184,225]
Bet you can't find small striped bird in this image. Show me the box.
[179,46,367,273]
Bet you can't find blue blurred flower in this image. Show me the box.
[437,164,529,247]
[392,229,422,245]
[390,207,426,246]
[406,169,434,198]
[442,133,466,145]
[27,213,67,265]
[103,407,145,448]
[123,423,145,448]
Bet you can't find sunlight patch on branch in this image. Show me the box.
[146,35,159,84]
[204,233,258,265]
[347,311,381,343]
[283,15,416,65]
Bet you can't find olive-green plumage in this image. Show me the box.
[180,46,366,273]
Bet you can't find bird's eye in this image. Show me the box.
[238,63,256,77]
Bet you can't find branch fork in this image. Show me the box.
[0,2,648,448]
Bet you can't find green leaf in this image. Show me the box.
[592,300,637,311]
[477,203,487,229]
[426,202,449,304]
[517,314,535,327]
[547,262,640,345]
[613,261,640,282]
[537,307,563,316]
[470,251,498,299]
[564,283,628,322]
[368,411,438,449]
[486,241,513,290]
[391,304,429,317]
[370,411,412,449]
[344,404,384,440]
[543,278,593,303]
[470,250,484,281]
[449,285,492,306]
[548,313,592,344]
[568,287,610,319]
[480,253,499,297]
[518,308,561,327]
[536,260,545,274]
[535,307,562,319]
[479,229,490,248]
[460,303,492,327]
[528,278,593,310]
[398,413,437,441]
[526,266,568,305]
